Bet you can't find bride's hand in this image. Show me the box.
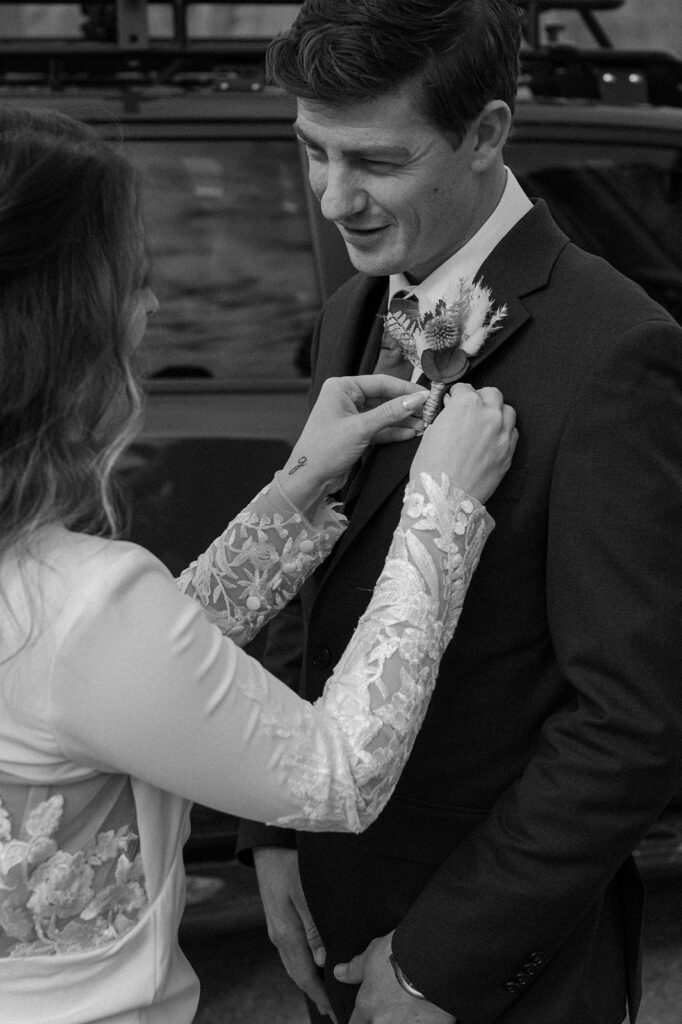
[280,375,428,510]
[410,383,518,503]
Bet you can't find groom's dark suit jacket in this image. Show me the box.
[239,202,682,1023]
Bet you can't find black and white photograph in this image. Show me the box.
[0,3,681,1023]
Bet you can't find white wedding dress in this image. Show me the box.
[0,472,492,1023]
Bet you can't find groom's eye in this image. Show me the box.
[364,159,399,172]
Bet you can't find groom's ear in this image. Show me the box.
[470,100,512,172]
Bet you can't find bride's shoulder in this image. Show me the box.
[0,532,173,655]
[37,528,170,601]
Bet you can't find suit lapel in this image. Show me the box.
[324,278,390,512]
[320,202,570,582]
[311,275,388,400]
[468,200,570,371]
[358,291,388,375]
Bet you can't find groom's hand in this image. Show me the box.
[254,848,337,1023]
[335,932,455,1024]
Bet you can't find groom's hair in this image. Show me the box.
[267,0,522,145]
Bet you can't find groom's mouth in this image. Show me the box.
[338,223,390,245]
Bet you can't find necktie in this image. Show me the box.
[374,290,420,380]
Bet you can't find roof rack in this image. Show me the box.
[0,0,295,89]
[517,2,681,108]
[0,0,680,108]
[0,0,626,58]
[523,46,682,107]
[519,0,625,50]
[0,0,297,50]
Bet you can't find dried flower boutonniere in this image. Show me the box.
[384,278,508,426]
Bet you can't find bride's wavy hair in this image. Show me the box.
[0,108,145,562]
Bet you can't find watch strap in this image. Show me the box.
[388,953,461,1022]
[388,952,427,1000]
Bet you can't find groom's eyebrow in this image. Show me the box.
[293,124,412,162]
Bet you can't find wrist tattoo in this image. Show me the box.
[288,456,308,475]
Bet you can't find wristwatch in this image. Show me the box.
[388,952,427,1000]
[389,954,461,1022]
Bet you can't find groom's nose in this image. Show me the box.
[317,161,368,222]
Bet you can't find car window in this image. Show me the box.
[128,138,318,383]
[508,140,682,324]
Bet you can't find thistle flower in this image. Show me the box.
[422,314,463,352]
[420,280,507,359]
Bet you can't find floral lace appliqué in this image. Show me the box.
[0,795,147,958]
[244,473,493,833]
[177,477,346,646]
[174,469,492,836]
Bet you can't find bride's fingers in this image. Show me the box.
[375,411,426,444]
[351,372,418,393]
[355,390,427,440]
[375,425,424,444]
[339,373,425,407]
[352,390,427,448]
[397,413,425,429]
[502,404,517,433]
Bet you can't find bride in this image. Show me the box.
[0,108,517,1023]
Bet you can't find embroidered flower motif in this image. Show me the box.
[0,899,33,942]
[176,479,346,644]
[24,795,63,840]
[81,853,146,922]
[26,836,58,868]
[88,827,134,866]
[270,475,493,833]
[0,805,11,843]
[27,851,95,920]
[403,489,426,519]
[0,839,32,885]
[233,540,281,576]
[0,796,148,957]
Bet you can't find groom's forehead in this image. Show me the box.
[294,88,433,148]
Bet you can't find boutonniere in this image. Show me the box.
[384,278,508,426]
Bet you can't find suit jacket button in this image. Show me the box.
[530,951,546,966]
[515,971,531,986]
[311,646,332,668]
[504,981,521,993]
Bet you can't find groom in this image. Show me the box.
[238,2,682,1022]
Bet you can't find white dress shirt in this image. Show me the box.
[387,169,532,379]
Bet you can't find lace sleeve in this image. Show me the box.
[175,475,346,647]
[267,472,494,831]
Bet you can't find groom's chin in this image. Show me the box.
[340,240,403,279]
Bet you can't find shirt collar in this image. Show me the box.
[388,168,532,308]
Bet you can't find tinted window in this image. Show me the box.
[508,140,682,323]
[128,139,318,382]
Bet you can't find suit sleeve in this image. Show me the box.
[391,319,682,1021]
